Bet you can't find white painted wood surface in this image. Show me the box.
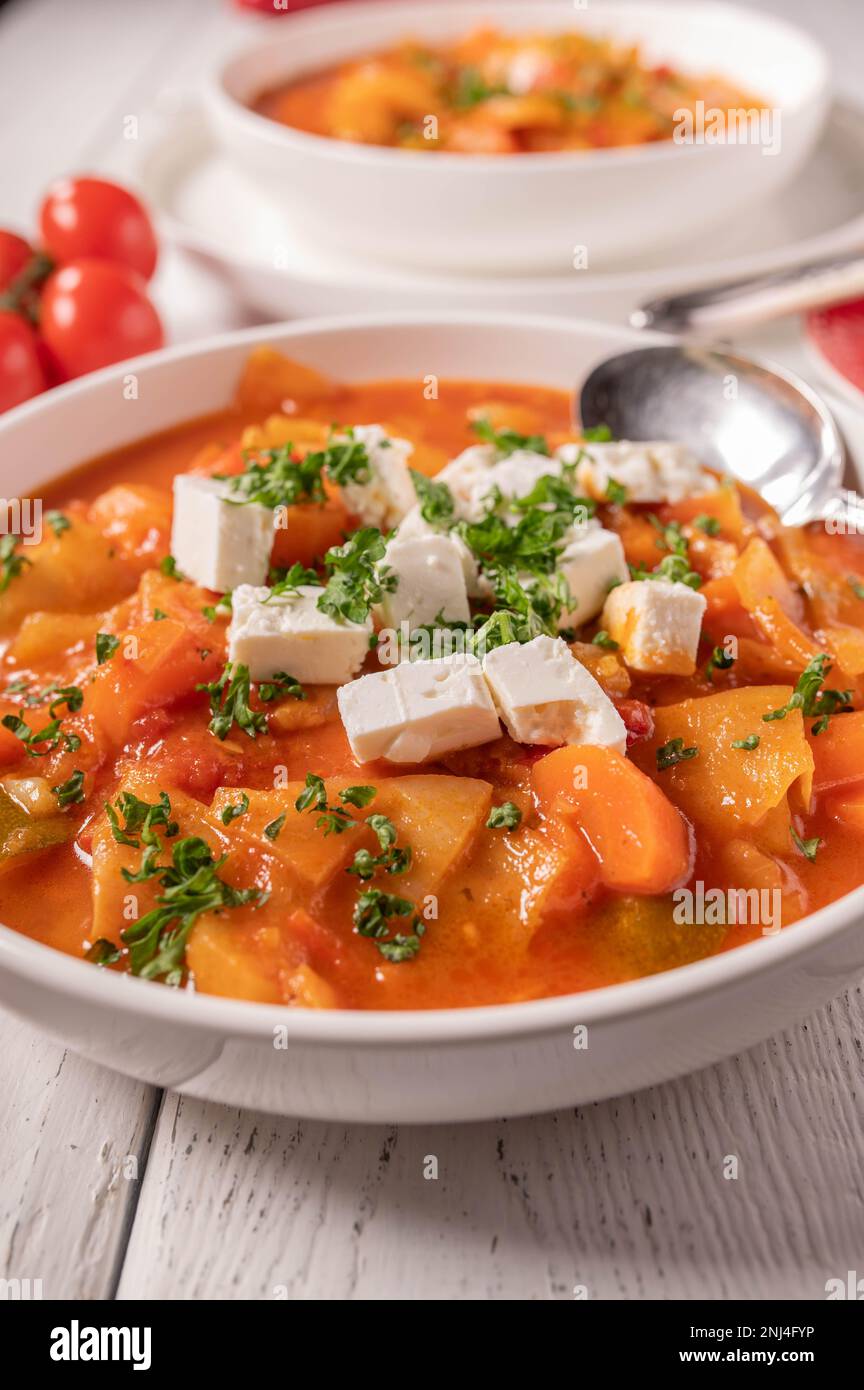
[1,0,863,1302]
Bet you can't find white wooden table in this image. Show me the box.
[1,0,863,1301]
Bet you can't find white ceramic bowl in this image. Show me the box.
[1,312,862,1123]
[206,0,830,273]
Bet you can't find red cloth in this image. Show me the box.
[234,0,370,14]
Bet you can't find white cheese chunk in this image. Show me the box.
[228,583,371,685]
[171,475,273,593]
[434,444,497,521]
[436,445,562,521]
[337,653,500,764]
[376,533,470,631]
[335,424,416,530]
[558,440,713,504]
[482,635,627,751]
[557,522,629,628]
[394,504,483,596]
[602,578,707,675]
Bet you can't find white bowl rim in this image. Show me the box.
[212,0,830,174]
[0,308,862,1047]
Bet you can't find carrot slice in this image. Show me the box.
[532,745,691,894]
[809,709,864,791]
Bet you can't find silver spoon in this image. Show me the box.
[631,249,864,336]
[578,344,860,529]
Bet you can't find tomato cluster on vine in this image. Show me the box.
[0,176,164,413]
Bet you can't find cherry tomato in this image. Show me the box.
[0,312,47,412]
[39,177,158,281]
[39,259,164,380]
[0,231,33,292]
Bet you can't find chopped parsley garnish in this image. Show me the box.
[694,514,720,536]
[257,671,305,703]
[511,472,596,521]
[220,792,250,826]
[264,813,286,842]
[592,630,619,650]
[848,576,864,601]
[227,441,324,508]
[460,504,576,579]
[320,432,371,488]
[1,685,83,757]
[469,566,570,652]
[95,632,120,664]
[121,833,265,983]
[267,563,319,600]
[452,67,509,110]
[85,939,121,966]
[656,737,699,771]
[197,662,267,741]
[159,554,183,580]
[648,514,689,558]
[52,769,85,808]
[294,773,372,835]
[317,527,395,625]
[348,814,412,880]
[227,433,371,510]
[762,654,852,734]
[705,645,735,681]
[202,593,232,623]
[45,511,71,537]
[352,888,424,962]
[411,469,455,527]
[732,734,760,750]
[470,416,549,458]
[0,534,30,593]
[604,477,628,506]
[630,552,702,590]
[486,802,522,831]
[339,784,376,808]
[583,424,613,443]
[105,790,178,848]
[153,609,168,621]
[790,826,820,862]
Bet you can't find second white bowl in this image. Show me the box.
[207,0,830,273]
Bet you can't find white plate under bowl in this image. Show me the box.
[140,101,864,326]
[206,0,828,272]
[1,313,863,1124]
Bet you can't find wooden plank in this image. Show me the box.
[118,986,864,1301]
[0,1012,161,1300]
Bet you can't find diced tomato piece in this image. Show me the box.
[616,698,654,747]
[85,619,221,745]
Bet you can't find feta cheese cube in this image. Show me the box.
[558,440,713,504]
[482,635,626,751]
[171,475,274,593]
[435,444,497,521]
[376,533,470,631]
[557,522,629,628]
[228,584,371,685]
[602,579,707,675]
[436,446,562,521]
[395,504,483,596]
[335,424,416,530]
[337,653,500,764]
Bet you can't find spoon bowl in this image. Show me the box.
[578,344,846,526]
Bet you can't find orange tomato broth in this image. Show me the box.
[253,26,763,155]
[1,346,864,1013]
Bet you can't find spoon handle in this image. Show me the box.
[632,250,864,336]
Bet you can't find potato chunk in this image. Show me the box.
[633,686,814,834]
